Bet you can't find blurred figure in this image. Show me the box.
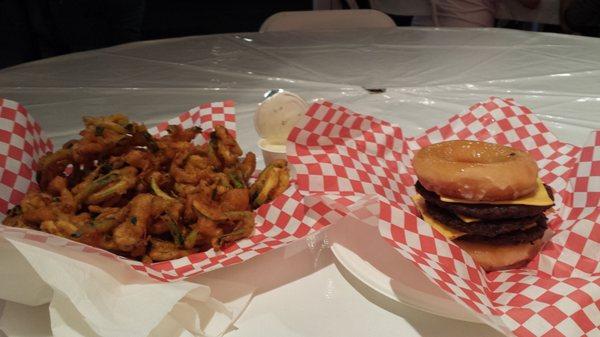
[413,0,541,27]
[426,0,496,26]
[562,0,600,36]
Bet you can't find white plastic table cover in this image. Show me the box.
[1,27,599,337]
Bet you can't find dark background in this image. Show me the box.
[0,0,314,69]
[0,0,595,70]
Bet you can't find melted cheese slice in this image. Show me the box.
[411,195,465,240]
[412,194,543,242]
[456,213,479,223]
[439,179,553,206]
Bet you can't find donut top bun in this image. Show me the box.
[413,140,539,202]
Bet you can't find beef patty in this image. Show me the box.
[415,181,553,220]
[457,218,548,245]
[424,201,544,237]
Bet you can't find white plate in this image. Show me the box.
[328,217,482,323]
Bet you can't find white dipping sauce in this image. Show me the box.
[254,91,308,145]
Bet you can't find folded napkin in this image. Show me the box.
[0,236,253,337]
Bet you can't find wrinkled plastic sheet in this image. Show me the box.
[1,27,599,153]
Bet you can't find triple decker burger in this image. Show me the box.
[411,140,554,271]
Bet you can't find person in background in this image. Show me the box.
[561,0,600,36]
[414,0,540,27]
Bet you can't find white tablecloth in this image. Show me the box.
[1,27,599,337]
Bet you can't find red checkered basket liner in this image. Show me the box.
[287,97,599,337]
[0,98,336,282]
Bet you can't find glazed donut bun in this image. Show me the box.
[414,140,538,202]
[455,238,544,272]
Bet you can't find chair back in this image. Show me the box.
[260,9,396,32]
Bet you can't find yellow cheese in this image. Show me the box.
[411,195,465,240]
[439,179,553,206]
[456,213,480,223]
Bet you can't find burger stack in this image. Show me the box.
[412,140,555,271]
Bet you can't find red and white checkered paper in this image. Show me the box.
[287,98,599,337]
[0,98,337,282]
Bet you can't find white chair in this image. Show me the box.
[259,9,396,32]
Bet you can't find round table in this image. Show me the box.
[1,27,599,337]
